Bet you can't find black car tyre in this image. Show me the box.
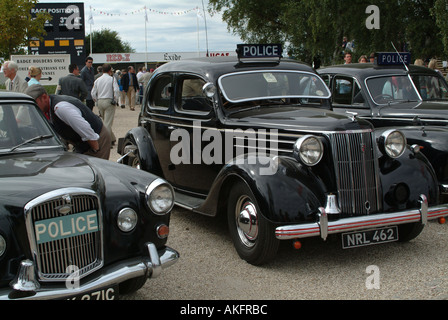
[397,222,425,242]
[227,181,279,265]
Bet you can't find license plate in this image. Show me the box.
[342,226,399,249]
[66,285,119,300]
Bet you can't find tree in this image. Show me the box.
[85,29,135,54]
[209,0,446,65]
[0,0,51,58]
[432,0,448,57]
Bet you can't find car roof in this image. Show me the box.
[0,90,35,103]
[155,57,317,80]
[318,63,440,78]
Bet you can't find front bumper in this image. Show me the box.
[0,243,179,300]
[276,194,448,240]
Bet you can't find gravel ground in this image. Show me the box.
[106,104,448,301]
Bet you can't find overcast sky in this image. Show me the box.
[39,0,242,53]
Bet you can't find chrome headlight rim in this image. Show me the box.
[380,129,407,159]
[145,178,175,215]
[293,135,324,167]
[0,234,6,257]
[117,208,138,233]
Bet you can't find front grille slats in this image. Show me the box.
[329,131,380,216]
[26,192,103,282]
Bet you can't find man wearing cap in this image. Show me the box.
[25,84,111,160]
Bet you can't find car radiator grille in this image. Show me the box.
[328,130,381,216]
[26,191,103,282]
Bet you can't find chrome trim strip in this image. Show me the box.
[2,244,179,300]
[275,195,448,240]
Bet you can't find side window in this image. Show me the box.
[177,76,212,113]
[333,77,354,104]
[149,75,172,111]
[333,76,365,106]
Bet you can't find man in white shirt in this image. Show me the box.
[25,84,111,160]
[91,64,120,146]
[3,61,28,93]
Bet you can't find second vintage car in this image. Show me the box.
[318,53,448,202]
[118,45,448,265]
[0,92,178,300]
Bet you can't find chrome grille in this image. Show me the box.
[25,189,103,282]
[329,130,381,216]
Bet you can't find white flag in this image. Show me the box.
[88,7,94,25]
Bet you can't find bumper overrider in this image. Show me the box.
[0,243,179,300]
[276,195,448,240]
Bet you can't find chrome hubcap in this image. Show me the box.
[235,197,258,248]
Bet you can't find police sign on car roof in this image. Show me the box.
[376,52,411,66]
[237,44,283,59]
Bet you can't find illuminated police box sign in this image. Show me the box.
[377,52,411,66]
[29,3,86,68]
[237,44,283,59]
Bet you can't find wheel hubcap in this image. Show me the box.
[235,197,258,247]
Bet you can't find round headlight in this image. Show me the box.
[293,135,324,166]
[0,234,6,257]
[146,179,175,215]
[381,130,406,159]
[117,208,138,232]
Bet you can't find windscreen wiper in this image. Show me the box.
[8,134,54,152]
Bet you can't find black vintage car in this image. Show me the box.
[318,54,448,201]
[118,45,448,265]
[0,92,178,300]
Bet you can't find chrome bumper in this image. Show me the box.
[0,243,179,300]
[276,195,448,240]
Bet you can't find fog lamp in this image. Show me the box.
[117,208,138,232]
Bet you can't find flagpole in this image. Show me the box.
[196,7,200,57]
[89,6,93,56]
[145,6,148,69]
[201,0,209,57]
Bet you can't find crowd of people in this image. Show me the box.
[1,48,446,161]
[1,56,155,161]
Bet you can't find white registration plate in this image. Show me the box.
[67,285,119,300]
[342,226,399,249]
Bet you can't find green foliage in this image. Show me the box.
[209,0,448,65]
[85,29,135,54]
[0,0,52,58]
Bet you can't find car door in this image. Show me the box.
[168,73,221,194]
[142,73,176,183]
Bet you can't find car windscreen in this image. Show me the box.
[366,75,421,105]
[411,74,448,101]
[0,103,60,152]
[218,70,331,104]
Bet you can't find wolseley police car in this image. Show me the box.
[0,92,178,299]
[319,53,448,202]
[118,45,448,265]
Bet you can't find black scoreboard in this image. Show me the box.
[29,2,86,67]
